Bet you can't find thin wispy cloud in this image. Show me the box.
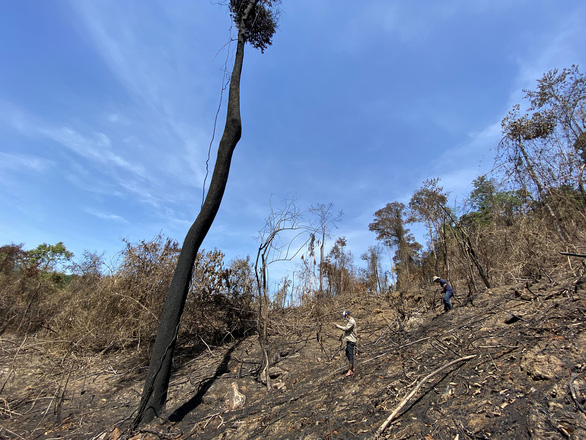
[350,0,519,44]
[1,98,205,215]
[0,152,52,173]
[41,127,147,177]
[68,1,222,183]
[84,208,129,223]
[510,4,586,101]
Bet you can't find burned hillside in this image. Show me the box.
[1,266,585,439]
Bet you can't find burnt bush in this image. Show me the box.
[0,236,256,358]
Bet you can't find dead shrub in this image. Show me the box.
[42,236,256,356]
[181,251,256,346]
[48,235,178,352]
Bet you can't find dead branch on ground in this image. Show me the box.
[560,252,586,258]
[570,374,586,416]
[372,354,476,439]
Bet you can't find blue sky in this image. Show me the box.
[1,1,585,278]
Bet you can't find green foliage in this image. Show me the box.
[324,236,353,296]
[466,176,527,226]
[369,202,421,289]
[469,176,497,214]
[28,242,73,272]
[408,178,448,225]
[360,245,386,295]
[369,202,409,249]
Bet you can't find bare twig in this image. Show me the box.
[0,424,26,440]
[372,355,476,439]
[138,428,183,439]
[569,374,586,416]
[55,363,74,423]
[202,412,223,429]
[360,336,433,366]
[0,335,28,395]
[199,336,214,355]
[0,397,21,418]
[560,252,586,258]
[112,292,159,321]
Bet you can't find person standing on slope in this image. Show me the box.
[433,276,454,312]
[336,311,357,376]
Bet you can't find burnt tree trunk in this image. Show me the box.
[133,1,256,427]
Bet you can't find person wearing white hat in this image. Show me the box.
[433,276,454,312]
[336,310,357,376]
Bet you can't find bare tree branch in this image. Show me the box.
[372,355,476,439]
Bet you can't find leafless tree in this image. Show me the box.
[309,203,342,296]
[255,196,312,390]
[133,0,280,426]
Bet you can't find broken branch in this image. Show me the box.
[569,374,586,416]
[372,354,476,439]
[560,252,586,258]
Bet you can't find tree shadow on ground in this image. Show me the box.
[168,340,242,422]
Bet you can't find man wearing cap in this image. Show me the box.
[433,276,454,312]
[336,311,357,376]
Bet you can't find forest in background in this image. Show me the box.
[0,65,584,361]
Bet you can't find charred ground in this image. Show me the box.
[1,269,585,440]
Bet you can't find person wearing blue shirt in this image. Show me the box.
[433,276,454,312]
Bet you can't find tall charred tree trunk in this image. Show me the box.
[133,2,256,427]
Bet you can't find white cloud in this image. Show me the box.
[510,3,586,104]
[347,0,521,45]
[0,152,52,172]
[428,122,501,200]
[1,102,147,180]
[67,1,222,173]
[0,102,196,212]
[41,127,148,178]
[84,208,129,223]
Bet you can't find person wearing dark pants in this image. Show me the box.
[336,310,357,376]
[433,276,454,312]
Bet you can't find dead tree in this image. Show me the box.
[255,197,312,390]
[133,0,280,426]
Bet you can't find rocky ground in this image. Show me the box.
[1,271,585,439]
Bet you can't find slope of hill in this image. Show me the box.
[1,271,585,439]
